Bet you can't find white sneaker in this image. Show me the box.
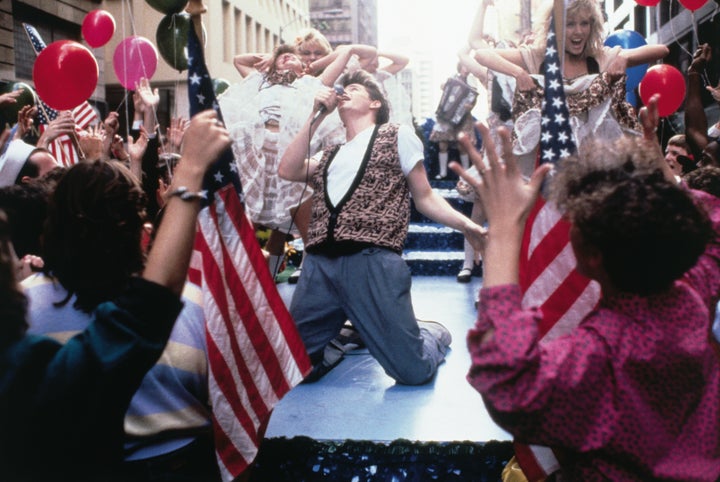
[416,319,452,347]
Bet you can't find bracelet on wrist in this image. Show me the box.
[168,186,207,202]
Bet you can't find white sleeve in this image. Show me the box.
[708,122,720,140]
[397,124,425,176]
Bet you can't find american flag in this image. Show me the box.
[23,23,98,166]
[186,25,311,481]
[514,14,601,482]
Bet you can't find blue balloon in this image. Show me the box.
[604,29,646,49]
[626,63,649,90]
[626,89,638,108]
[604,29,649,90]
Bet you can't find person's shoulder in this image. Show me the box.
[20,272,53,291]
[2,334,62,371]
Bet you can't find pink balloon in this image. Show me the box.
[113,36,158,90]
[33,40,98,110]
[82,10,116,48]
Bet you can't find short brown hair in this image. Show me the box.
[43,160,147,312]
[341,70,390,125]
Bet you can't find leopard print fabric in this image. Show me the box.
[512,72,640,132]
[307,123,410,253]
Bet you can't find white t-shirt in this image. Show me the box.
[316,124,424,206]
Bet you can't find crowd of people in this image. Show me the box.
[2,0,720,479]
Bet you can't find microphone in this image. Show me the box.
[311,85,345,124]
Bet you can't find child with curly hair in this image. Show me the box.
[455,99,720,480]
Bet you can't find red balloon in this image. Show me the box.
[635,0,660,5]
[82,10,116,48]
[33,40,98,111]
[678,0,708,10]
[638,64,686,117]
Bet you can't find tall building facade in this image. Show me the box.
[1,0,107,109]
[0,0,309,132]
[103,0,309,132]
[309,0,377,48]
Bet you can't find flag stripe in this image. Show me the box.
[72,103,98,130]
[198,223,268,428]
[537,269,592,337]
[186,24,311,480]
[221,191,310,389]
[212,417,251,478]
[543,280,601,342]
[514,11,600,481]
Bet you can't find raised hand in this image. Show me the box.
[166,117,188,154]
[450,124,550,287]
[689,43,711,74]
[78,124,106,162]
[14,105,38,140]
[0,89,21,107]
[253,54,273,73]
[639,94,675,182]
[707,81,720,104]
[179,110,232,173]
[37,110,75,148]
[453,124,549,230]
[127,126,149,164]
[136,77,160,110]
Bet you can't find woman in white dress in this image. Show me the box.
[220,43,376,278]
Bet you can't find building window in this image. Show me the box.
[12,1,81,81]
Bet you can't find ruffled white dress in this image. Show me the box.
[218,71,345,233]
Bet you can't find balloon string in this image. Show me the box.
[655,3,662,45]
[120,0,131,140]
[114,90,129,116]
[669,0,693,58]
[691,11,699,48]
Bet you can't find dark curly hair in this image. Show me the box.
[42,160,147,313]
[0,210,28,346]
[684,166,720,199]
[552,136,713,296]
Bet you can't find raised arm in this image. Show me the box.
[278,89,337,182]
[467,0,495,50]
[143,110,231,295]
[685,44,712,162]
[232,53,266,78]
[313,44,378,86]
[473,48,536,91]
[377,51,410,75]
[619,44,669,68]
[318,44,377,87]
[458,46,489,86]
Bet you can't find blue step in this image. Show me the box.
[403,250,465,276]
[404,178,475,276]
[405,223,464,251]
[410,188,473,223]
